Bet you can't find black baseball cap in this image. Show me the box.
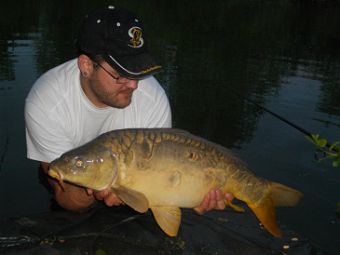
[76,5,162,79]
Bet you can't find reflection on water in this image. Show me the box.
[0,0,339,253]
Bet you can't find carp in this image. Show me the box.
[48,128,303,237]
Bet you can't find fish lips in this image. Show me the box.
[48,168,66,191]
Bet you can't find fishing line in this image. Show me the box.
[235,93,312,137]
[232,91,335,150]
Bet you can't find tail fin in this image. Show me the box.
[248,182,303,238]
[269,182,303,207]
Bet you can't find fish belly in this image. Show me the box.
[119,167,218,208]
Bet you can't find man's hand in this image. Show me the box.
[194,188,234,215]
[87,188,123,207]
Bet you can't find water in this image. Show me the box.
[0,1,339,254]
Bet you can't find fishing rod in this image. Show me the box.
[233,91,338,154]
[234,92,313,138]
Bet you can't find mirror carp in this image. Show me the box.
[48,128,303,237]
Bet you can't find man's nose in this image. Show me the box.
[126,79,138,90]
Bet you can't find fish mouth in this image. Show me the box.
[48,168,65,191]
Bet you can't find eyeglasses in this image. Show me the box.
[93,62,131,84]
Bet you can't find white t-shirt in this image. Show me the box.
[25,58,172,163]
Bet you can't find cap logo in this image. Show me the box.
[128,27,144,48]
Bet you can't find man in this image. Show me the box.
[25,6,231,214]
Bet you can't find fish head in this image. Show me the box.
[48,144,118,191]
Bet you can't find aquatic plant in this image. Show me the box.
[307,134,340,167]
[96,249,107,255]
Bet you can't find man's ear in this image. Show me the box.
[78,54,94,77]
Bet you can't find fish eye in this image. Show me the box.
[70,157,86,174]
[75,159,84,168]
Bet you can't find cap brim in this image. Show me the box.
[104,53,162,79]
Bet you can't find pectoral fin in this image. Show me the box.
[150,206,182,237]
[112,186,149,213]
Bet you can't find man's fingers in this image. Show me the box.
[207,189,217,210]
[93,189,109,200]
[91,189,123,207]
[194,189,234,214]
[194,192,210,214]
[104,193,123,206]
[86,188,93,196]
[225,193,234,202]
[215,189,226,210]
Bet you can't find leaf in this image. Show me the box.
[308,134,319,144]
[307,134,340,168]
[308,134,327,148]
[96,249,107,255]
[312,134,320,140]
[330,141,340,152]
[316,138,328,148]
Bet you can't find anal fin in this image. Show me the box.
[151,206,182,237]
[226,199,245,213]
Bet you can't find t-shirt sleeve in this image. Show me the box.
[137,77,172,128]
[25,101,73,163]
[145,89,172,128]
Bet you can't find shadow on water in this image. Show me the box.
[0,0,339,254]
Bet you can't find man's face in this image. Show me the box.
[88,61,139,108]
